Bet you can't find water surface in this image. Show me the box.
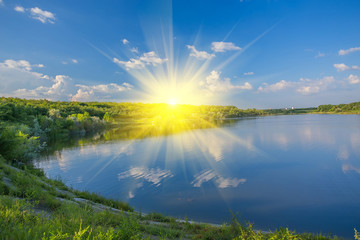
[35,114,360,238]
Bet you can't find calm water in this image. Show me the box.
[35,114,360,238]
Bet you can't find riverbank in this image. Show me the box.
[0,156,350,239]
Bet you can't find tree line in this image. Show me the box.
[317,101,360,113]
[0,97,265,162]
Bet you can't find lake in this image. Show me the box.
[34,114,360,238]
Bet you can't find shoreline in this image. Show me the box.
[0,156,347,239]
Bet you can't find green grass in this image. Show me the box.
[0,196,144,240]
[73,189,133,212]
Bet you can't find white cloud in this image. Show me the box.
[118,167,173,187]
[13,75,71,100]
[187,45,215,60]
[14,6,25,12]
[2,59,32,71]
[0,60,51,96]
[334,63,350,72]
[296,76,335,95]
[200,70,252,94]
[238,82,253,90]
[122,38,129,45]
[63,59,78,64]
[258,80,292,92]
[0,59,133,101]
[139,51,167,65]
[191,170,246,189]
[211,42,241,52]
[0,0,4,6]
[30,7,55,24]
[348,74,360,84]
[130,47,139,53]
[339,47,360,56]
[15,6,55,23]
[113,58,144,70]
[0,59,47,79]
[113,51,167,70]
[243,72,254,76]
[258,76,335,95]
[72,82,133,101]
[334,63,360,72]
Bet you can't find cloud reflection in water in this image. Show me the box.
[191,170,246,189]
[118,167,174,187]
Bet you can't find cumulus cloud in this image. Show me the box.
[334,63,350,72]
[72,82,133,101]
[0,59,51,97]
[191,170,246,189]
[71,59,78,64]
[258,80,292,92]
[333,63,359,72]
[0,59,133,101]
[296,76,335,95]
[14,6,25,12]
[243,72,254,76]
[258,76,335,95]
[14,6,55,24]
[0,59,48,81]
[118,167,173,187]
[113,51,167,70]
[122,39,129,45]
[211,41,241,52]
[113,57,144,70]
[339,47,360,56]
[2,59,32,71]
[14,75,71,100]
[348,74,360,84]
[187,45,215,60]
[200,70,252,94]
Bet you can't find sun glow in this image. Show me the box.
[87,3,265,194]
[168,99,177,106]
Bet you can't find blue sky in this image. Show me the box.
[0,0,359,108]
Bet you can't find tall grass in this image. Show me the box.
[0,196,144,240]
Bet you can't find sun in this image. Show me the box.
[168,99,177,106]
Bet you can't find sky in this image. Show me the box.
[0,0,359,109]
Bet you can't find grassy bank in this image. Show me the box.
[0,155,352,239]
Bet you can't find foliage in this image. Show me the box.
[0,196,144,240]
[73,189,133,212]
[317,102,360,113]
[142,212,176,223]
[264,107,317,115]
[0,123,43,161]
